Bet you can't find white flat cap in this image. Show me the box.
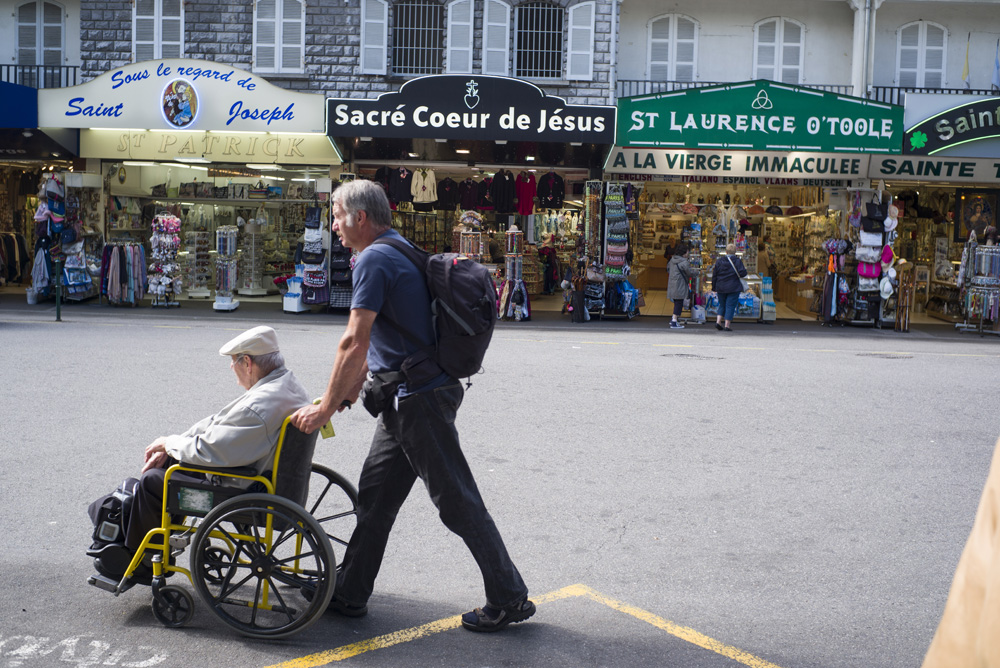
[219,326,280,356]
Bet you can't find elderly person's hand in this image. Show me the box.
[141,437,170,474]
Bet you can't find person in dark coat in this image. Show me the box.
[711,243,748,331]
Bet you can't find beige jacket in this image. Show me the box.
[922,436,1000,668]
[164,367,310,480]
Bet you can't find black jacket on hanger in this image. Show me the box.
[537,171,564,209]
[458,178,478,210]
[388,167,413,203]
[437,177,459,209]
[490,170,516,214]
[477,177,494,210]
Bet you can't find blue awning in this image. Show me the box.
[0,80,38,129]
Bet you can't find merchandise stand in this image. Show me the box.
[600,182,640,319]
[957,245,1000,335]
[184,230,212,298]
[149,213,182,308]
[498,230,529,321]
[213,225,239,311]
[238,229,268,296]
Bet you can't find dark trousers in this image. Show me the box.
[336,382,527,609]
[672,299,684,317]
[125,462,202,552]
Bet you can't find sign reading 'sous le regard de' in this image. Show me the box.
[327,75,617,144]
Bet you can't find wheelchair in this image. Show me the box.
[87,415,359,639]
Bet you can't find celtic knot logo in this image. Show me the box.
[751,89,773,110]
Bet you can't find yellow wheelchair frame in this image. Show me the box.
[91,413,359,639]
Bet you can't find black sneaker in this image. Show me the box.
[327,596,368,618]
[461,598,536,632]
[715,323,724,330]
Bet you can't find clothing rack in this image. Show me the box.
[101,240,147,306]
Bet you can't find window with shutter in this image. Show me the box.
[515,1,562,79]
[132,0,184,61]
[482,0,510,75]
[392,0,444,75]
[360,0,388,74]
[566,1,594,81]
[254,0,304,72]
[17,1,65,86]
[896,21,946,88]
[648,13,697,83]
[754,17,802,84]
[446,0,473,73]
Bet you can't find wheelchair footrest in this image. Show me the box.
[169,534,191,550]
[87,573,134,595]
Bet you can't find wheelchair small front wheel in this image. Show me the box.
[151,585,194,628]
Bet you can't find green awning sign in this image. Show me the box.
[617,80,903,154]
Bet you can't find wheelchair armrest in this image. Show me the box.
[179,464,260,478]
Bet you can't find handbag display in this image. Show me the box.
[726,255,749,292]
[248,180,269,199]
[304,207,322,229]
[859,230,883,246]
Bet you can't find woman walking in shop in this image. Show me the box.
[666,241,693,329]
[712,243,748,331]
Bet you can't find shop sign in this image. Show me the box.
[604,147,868,185]
[80,128,341,165]
[903,97,1000,155]
[0,81,37,128]
[326,75,616,144]
[617,80,903,154]
[38,59,325,133]
[869,155,1000,183]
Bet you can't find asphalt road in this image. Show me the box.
[1,305,998,668]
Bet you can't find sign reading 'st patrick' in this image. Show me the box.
[38,59,325,133]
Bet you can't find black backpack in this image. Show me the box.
[372,237,497,383]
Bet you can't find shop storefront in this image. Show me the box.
[607,80,906,326]
[326,74,615,320]
[35,59,341,311]
[885,94,1000,332]
[0,80,80,302]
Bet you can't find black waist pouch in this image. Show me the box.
[360,372,404,418]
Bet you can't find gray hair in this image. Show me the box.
[238,351,284,376]
[334,180,392,231]
[725,243,737,254]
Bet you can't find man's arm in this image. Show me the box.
[291,308,376,434]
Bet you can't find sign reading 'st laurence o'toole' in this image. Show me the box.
[326,75,616,144]
[38,59,326,133]
[618,80,903,154]
[904,97,1000,155]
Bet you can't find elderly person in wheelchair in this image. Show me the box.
[87,325,309,582]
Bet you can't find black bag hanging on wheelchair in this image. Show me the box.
[88,478,138,546]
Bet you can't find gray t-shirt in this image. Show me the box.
[351,229,448,395]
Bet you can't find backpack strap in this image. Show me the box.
[369,236,434,351]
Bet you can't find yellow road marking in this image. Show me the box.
[262,584,783,668]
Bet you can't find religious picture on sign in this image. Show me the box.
[956,192,996,243]
[162,79,198,129]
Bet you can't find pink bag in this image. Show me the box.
[858,261,882,279]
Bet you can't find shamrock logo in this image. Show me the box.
[909,131,928,150]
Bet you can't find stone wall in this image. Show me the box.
[78,0,617,103]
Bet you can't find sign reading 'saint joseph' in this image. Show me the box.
[326,75,616,144]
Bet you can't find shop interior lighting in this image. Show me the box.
[526,156,535,161]
[455,149,470,154]
[172,163,208,171]
[260,175,283,181]
[246,164,281,170]
[570,142,583,146]
[408,152,419,158]
[123,161,158,166]
[180,202,195,206]
[495,140,507,145]
[360,136,372,141]
[175,157,211,163]
[291,177,315,182]
[21,129,32,138]
[435,138,447,143]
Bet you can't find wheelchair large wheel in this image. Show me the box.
[190,494,336,639]
[307,464,359,558]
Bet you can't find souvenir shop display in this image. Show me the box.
[329,232,354,309]
[184,231,212,298]
[299,211,329,306]
[100,241,147,306]
[600,182,641,319]
[147,213,182,307]
[956,242,1000,335]
[214,225,239,311]
[498,228,530,321]
[238,228,268,296]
